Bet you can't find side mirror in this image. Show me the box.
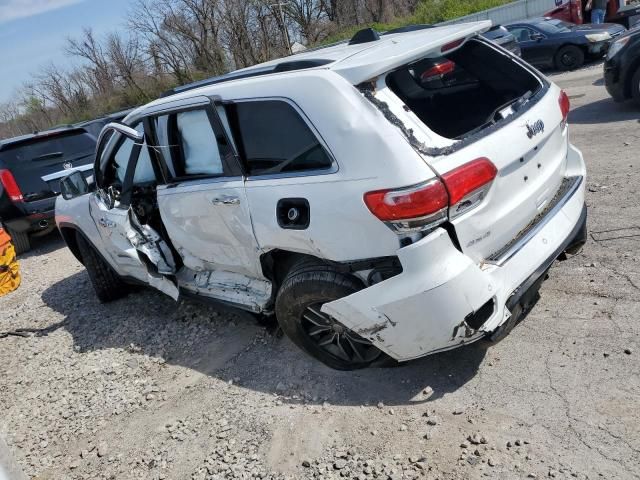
[60,171,91,200]
[531,33,544,41]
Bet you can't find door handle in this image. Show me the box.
[210,195,240,206]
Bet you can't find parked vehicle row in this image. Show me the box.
[56,21,587,369]
[545,0,640,30]
[604,26,640,105]
[506,17,626,70]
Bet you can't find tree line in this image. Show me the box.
[0,0,510,140]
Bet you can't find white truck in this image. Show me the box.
[56,21,587,370]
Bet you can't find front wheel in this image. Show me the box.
[555,45,585,71]
[275,260,390,370]
[76,232,127,303]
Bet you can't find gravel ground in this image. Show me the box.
[1,64,639,480]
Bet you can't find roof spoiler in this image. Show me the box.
[349,28,381,45]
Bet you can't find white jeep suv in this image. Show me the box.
[56,21,587,370]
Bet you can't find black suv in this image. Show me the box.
[604,27,640,106]
[0,127,96,253]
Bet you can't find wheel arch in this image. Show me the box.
[58,223,84,265]
[623,57,640,99]
[259,249,322,287]
[260,248,402,292]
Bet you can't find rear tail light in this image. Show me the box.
[364,158,497,234]
[442,157,497,218]
[364,179,448,233]
[559,90,570,127]
[0,169,24,202]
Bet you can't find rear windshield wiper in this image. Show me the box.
[462,90,535,139]
[32,152,63,161]
[511,90,533,112]
[489,90,533,124]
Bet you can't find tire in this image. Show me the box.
[5,228,30,255]
[275,259,390,370]
[554,45,585,71]
[631,66,640,107]
[75,232,127,303]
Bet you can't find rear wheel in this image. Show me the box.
[631,66,640,107]
[555,45,584,71]
[275,260,389,370]
[76,232,127,303]
[6,228,30,255]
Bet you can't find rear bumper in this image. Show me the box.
[3,209,55,233]
[323,144,587,361]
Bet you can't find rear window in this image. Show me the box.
[0,131,95,171]
[386,39,541,139]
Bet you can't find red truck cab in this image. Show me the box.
[545,0,640,27]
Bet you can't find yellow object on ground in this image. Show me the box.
[0,227,21,296]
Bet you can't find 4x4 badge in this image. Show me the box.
[526,120,545,139]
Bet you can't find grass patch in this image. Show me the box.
[319,0,513,46]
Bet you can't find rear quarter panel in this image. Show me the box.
[215,71,438,262]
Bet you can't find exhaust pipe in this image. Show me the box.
[38,220,49,228]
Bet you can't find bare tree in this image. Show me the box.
[106,33,150,101]
[66,28,116,95]
[0,0,428,140]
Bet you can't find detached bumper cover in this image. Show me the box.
[323,145,587,361]
[588,41,609,55]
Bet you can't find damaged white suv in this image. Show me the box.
[57,21,587,370]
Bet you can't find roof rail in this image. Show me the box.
[384,24,434,35]
[348,28,380,45]
[161,59,333,98]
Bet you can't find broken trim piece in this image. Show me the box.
[126,209,177,276]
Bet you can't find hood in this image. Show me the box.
[574,23,626,35]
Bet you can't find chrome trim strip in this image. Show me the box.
[41,163,93,182]
[486,175,583,267]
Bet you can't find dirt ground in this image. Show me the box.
[1,63,639,480]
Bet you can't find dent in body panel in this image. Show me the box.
[121,209,179,300]
[127,210,176,275]
[177,267,272,312]
[322,230,495,361]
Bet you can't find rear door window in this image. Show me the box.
[226,100,333,176]
[152,107,234,180]
[176,109,224,176]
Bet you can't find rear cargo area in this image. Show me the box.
[386,38,541,139]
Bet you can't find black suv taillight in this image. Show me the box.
[0,169,24,202]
